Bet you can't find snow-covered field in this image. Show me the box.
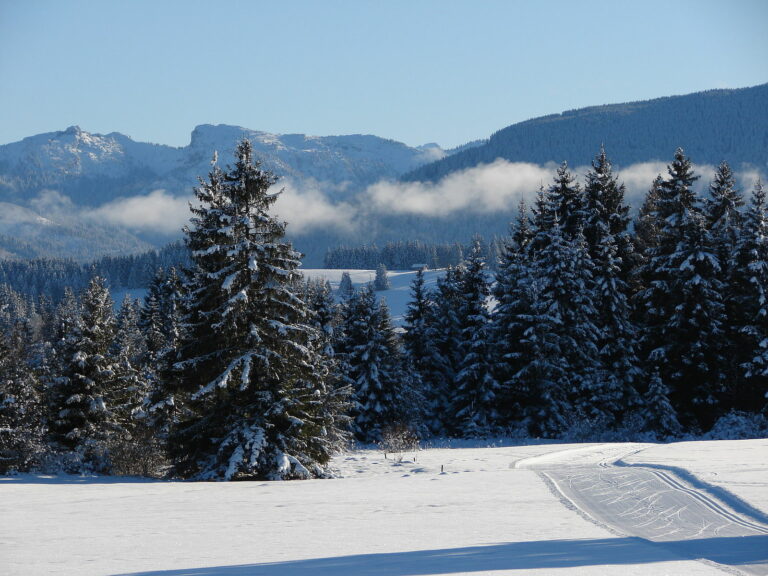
[112,268,441,323]
[2,439,766,576]
[300,267,445,325]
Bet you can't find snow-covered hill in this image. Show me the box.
[0,124,445,207]
[2,439,766,575]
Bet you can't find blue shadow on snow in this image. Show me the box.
[116,535,768,576]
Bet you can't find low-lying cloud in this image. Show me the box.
[88,189,191,234]
[52,159,767,239]
[365,159,556,216]
[86,180,358,237]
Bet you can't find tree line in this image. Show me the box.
[1,141,766,480]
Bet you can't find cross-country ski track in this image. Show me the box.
[516,442,768,575]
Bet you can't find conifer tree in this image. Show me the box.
[305,279,352,449]
[548,161,584,239]
[705,162,744,387]
[452,239,498,436]
[491,201,535,424]
[343,286,412,441]
[518,220,601,436]
[50,276,119,471]
[637,367,682,438]
[402,270,435,405]
[733,180,768,412]
[338,271,354,299]
[374,263,391,291]
[581,148,640,425]
[639,150,727,430]
[422,266,464,434]
[170,140,346,480]
[583,146,636,284]
[0,320,46,473]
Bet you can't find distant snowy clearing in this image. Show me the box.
[300,268,446,324]
[2,439,766,575]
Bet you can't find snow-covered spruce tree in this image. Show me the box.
[338,271,354,300]
[374,263,391,291]
[547,162,585,239]
[0,320,46,474]
[732,180,768,412]
[169,140,347,480]
[49,276,119,472]
[422,265,464,434]
[705,162,744,389]
[491,201,535,425]
[140,266,183,441]
[582,146,637,287]
[518,220,601,437]
[639,150,727,430]
[581,149,641,426]
[140,268,168,360]
[304,279,352,450]
[342,285,415,442]
[402,268,441,431]
[107,295,164,476]
[635,367,682,439]
[706,162,744,267]
[450,238,498,436]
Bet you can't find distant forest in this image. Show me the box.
[405,83,768,182]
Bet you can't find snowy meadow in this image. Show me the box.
[2,439,766,575]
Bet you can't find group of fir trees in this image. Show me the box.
[1,140,352,479]
[398,147,767,438]
[3,142,767,479]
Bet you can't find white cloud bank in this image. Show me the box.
[87,180,358,237]
[81,160,767,237]
[365,159,557,217]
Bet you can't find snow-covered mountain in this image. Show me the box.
[0,124,447,260]
[0,124,445,207]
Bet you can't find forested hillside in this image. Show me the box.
[404,84,768,182]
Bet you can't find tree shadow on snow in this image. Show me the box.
[116,535,768,576]
[0,474,166,485]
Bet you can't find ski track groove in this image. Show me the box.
[522,443,768,575]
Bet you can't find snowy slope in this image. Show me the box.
[0,124,445,206]
[299,268,445,325]
[2,439,765,576]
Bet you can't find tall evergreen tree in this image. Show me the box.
[403,268,449,434]
[50,277,119,471]
[639,150,727,430]
[374,263,391,291]
[492,202,534,425]
[421,265,464,433]
[0,320,46,473]
[343,286,413,441]
[581,148,640,425]
[518,220,601,436]
[548,161,584,239]
[733,180,768,412]
[451,239,498,436]
[170,140,347,480]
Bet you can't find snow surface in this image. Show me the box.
[1,439,766,575]
[300,268,445,325]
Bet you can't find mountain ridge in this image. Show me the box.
[403,83,768,182]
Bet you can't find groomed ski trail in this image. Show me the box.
[516,442,768,575]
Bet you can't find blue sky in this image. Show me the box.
[1,0,766,148]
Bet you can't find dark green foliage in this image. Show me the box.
[342,285,416,442]
[169,140,347,480]
[0,320,46,473]
[451,239,498,436]
[49,276,120,471]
